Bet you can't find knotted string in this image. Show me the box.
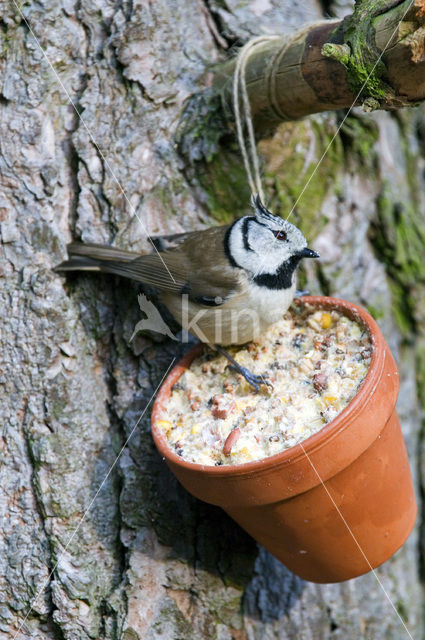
[233,35,280,201]
[232,23,333,203]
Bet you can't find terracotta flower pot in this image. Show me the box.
[151,297,417,583]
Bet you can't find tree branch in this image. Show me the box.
[213,0,425,133]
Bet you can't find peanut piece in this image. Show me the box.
[211,397,236,419]
[313,373,328,393]
[223,428,241,455]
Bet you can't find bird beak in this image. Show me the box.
[299,247,320,259]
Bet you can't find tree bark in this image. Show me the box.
[0,1,424,639]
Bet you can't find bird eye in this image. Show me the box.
[273,230,287,241]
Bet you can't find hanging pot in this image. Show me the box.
[151,297,417,583]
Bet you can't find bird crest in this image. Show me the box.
[251,193,279,224]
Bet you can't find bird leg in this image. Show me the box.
[295,289,310,297]
[213,345,273,392]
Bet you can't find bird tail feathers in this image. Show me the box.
[55,242,138,274]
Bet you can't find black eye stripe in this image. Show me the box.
[273,230,287,240]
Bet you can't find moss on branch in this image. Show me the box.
[322,0,415,110]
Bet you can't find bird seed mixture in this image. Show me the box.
[156,303,373,466]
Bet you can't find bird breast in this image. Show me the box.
[162,280,296,346]
[244,280,296,325]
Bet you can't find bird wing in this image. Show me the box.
[107,226,243,304]
[171,225,244,305]
[58,226,244,305]
[101,251,189,292]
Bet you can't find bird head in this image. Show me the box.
[227,195,319,278]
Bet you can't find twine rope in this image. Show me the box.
[232,22,334,201]
[233,35,279,201]
[266,38,294,121]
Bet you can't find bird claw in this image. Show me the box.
[229,365,273,392]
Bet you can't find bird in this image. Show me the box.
[55,195,319,389]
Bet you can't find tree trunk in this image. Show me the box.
[0,1,423,638]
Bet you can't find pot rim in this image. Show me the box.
[151,296,395,477]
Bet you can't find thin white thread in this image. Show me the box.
[8,6,179,635]
[285,3,414,221]
[235,8,417,633]
[267,21,337,121]
[11,0,176,284]
[10,2,416,636]
[251,0,415,283]
[12,358,176,639]
[299,443,415,640]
